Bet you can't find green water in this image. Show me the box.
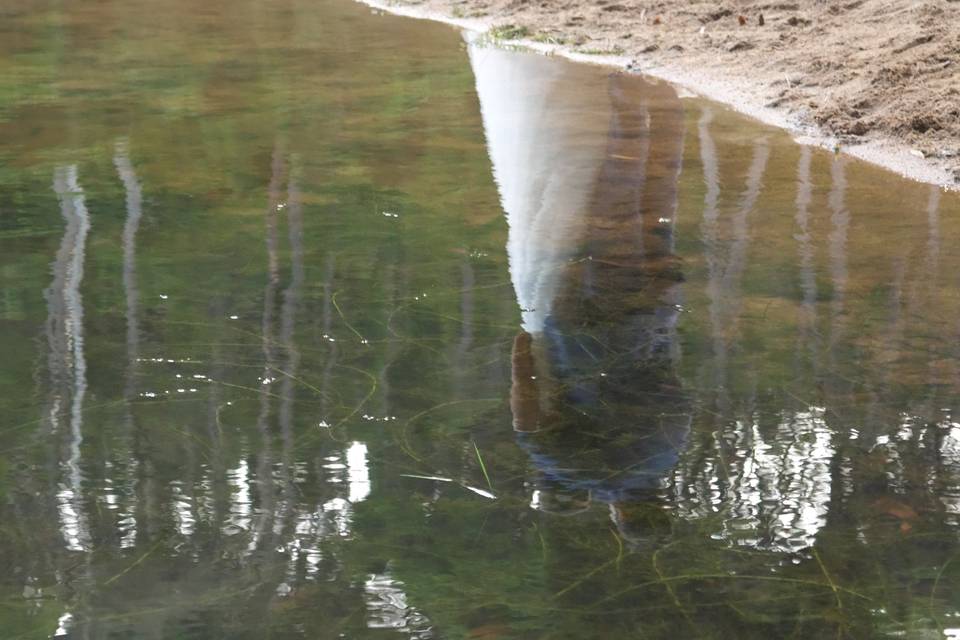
[3,0,960,638]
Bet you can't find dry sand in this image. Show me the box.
[361,0,960,188]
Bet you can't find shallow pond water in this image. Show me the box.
[3,0,960,638]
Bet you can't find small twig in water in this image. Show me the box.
[103,540,163,586]
[331,290,368,344]
[473,440,494,492]
[813,548,843,611]
[610,528,624,574]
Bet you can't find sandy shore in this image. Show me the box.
[360,0,960,188]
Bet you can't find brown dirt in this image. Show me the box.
[382,0,960,184]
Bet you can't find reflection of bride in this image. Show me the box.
[470,43,690,534]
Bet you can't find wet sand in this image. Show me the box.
[360,0,960,189]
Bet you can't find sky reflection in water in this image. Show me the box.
[2,0,960,638]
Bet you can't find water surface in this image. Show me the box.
[3,0,960,638]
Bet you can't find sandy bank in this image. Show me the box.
[359,0,960,189]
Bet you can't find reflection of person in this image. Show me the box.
[470,44,689,541]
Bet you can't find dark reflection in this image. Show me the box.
[472,45,689,536]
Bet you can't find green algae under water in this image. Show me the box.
[2,0,960,638]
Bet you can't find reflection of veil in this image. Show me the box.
[470,45,689,520]
[469,42,610,333]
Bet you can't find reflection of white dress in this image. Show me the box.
[468,42,611,333]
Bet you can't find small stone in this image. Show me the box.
[848,120,869,136]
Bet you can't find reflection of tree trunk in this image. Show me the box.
[921,185,941,295]
[691,125,783,538]
[377,251,398,418]
[698,107,722,394]
[34,165,95,636]
[702,134,769,413]
[279,161,303,442]
[446,255,476,479]
[866,185,942,455]
[699,108,720,232]
[252,143,285,551]
[695,106,725,462]
[456,260,475,371]
[204,295,228,549]
[321,255,338,421]
[275,155,304,547]
[50,165,91,553]
[720,138,769,347]
[115,139,143,405]
[917,185,942,403]
[690,142,841,547]
[827,157,849,355]
[794,146,818,373]
[114,139,144,548]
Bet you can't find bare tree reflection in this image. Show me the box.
[48,165,92,553]
[794,146,819,370]
[250,142,285,551]
[827,156,849,355]
[113,139,144,549]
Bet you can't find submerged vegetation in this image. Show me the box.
[489,23,531,40]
